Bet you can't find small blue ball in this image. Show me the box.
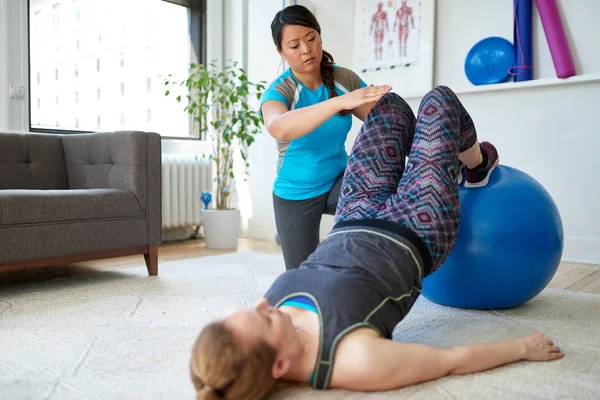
[465,36,515,85]
[422,166,564,309]
[200,191,212,209]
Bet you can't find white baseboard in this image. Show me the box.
[247,217,277,241]
[563,236,600,265]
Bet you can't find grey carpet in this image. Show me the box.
[1,252,599,400]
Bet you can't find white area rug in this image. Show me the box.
[1,252,599,400]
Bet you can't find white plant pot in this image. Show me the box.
[200,209,241,249]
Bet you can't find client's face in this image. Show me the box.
[224,298,296,354]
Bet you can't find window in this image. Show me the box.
[29,0,206,138]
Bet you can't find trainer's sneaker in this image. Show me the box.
[457,162,466,186]
[464,142,499,188]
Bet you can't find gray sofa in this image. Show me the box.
[0,131,162,275]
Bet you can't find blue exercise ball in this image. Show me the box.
[465,36,515,85]
[422,165,564,309]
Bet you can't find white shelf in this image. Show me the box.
[452,72,600,95]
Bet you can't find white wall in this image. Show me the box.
[431,0,600,264]
[0,0,29,132]
[435,0,600,87]
[0,1,7,130]
[244,0,600,264]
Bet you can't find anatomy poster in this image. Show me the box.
[356,0,421,71]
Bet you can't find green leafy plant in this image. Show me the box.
[165,60,266,210]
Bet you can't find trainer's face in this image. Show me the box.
[278,24,323,75]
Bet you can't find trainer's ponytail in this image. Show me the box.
[320,50,350,116]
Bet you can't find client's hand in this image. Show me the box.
[520,332,564,361]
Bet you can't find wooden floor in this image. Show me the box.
[1,238,600,294]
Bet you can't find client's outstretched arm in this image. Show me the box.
[330,332,564,391]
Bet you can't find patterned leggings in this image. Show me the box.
[335,86,478,271]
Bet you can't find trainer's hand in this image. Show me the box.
[338,84,392,111]
[520,333,564,361]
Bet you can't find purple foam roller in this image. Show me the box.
[535,0,575,78]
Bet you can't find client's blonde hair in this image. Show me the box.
[190,321,278,400]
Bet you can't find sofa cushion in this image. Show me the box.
[62,132,150,211]
[0,189,144,226]
[0,133,68,189]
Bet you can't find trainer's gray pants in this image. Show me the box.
[272,175,343,270]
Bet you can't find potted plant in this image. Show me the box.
[165,60,265,249]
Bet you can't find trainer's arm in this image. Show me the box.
[261,98,344,141]
[330,332,563,391]
[263,85,390,141]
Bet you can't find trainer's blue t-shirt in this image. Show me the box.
[260,66,367,200]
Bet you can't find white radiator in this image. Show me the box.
[162,154,213,229]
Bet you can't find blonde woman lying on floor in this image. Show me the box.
[188,84,563,400]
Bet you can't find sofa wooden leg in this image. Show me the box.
[144,245,158,276]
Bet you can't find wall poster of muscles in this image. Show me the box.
[356,0,423,72]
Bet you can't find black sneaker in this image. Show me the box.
[464,142,499,188]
